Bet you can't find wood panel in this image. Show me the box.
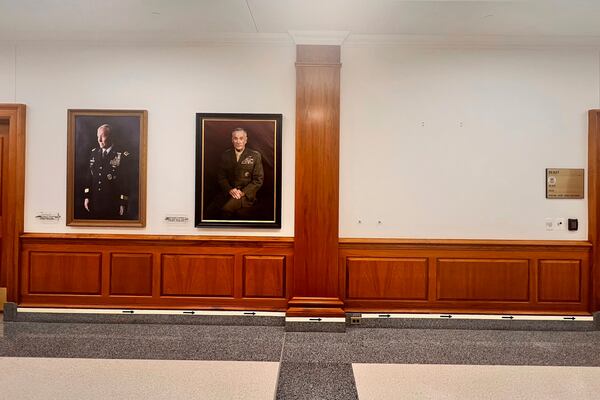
[17,234,592,314]
[538,260,582,302]
[346,257,428,300]
[341,239,591,314]
[292,45,342,316]
[19,234,292,310]
[0,126,6,288]
[28,252,101,294]
[588,109,600,312]
[0,104,26,303]
[243,256,285,298]
[162,255,235,297]
[437,259,530,301]
[110,253,153,296]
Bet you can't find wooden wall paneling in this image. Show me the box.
[28,252,102,295]
[161,254,235,297]
[152,249,161,299]
[0,104,26,303]
[436,259,530,302]
[19,234,293,310]
[101,251,110,297]
[243,255,285,298]
[0,128,6,288]
[338,253,347,301]
[346,257,428,300]
[538,260,582,303]
[588,109,600,312]
[427,256,437,302]
[291,44,343,317]
[110,253,153,296]
[340,239,591,314]
[234,253,244,299]
[529,257,540,306]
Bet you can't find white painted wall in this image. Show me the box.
[4,41,599,240]
[14,43,296,235]
[0,44,15,101]
[340,45,599,239]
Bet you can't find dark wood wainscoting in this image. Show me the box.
[18,235,593,314]
[19,234,293,310]
[340,239,592,314]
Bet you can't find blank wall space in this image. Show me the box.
[340,46,599,239]
[0,45,15,102]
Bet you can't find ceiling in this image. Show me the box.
[1,0,600,43]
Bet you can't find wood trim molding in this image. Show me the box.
[0,104,26,303]
[292,45,342,317]
[588,109,600,312]
[340,238,591,252]
[21,233,293,247]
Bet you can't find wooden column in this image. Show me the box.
[588,110,600,312]
[0,104,26,304]
[288,45,344,317]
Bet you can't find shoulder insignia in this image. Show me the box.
[92,148,97,152]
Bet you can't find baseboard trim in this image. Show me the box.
[0,288,6,311]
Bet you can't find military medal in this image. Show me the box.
[107,174,113,180]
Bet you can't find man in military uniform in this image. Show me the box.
[83,124,131,219]
[211,127,264,219]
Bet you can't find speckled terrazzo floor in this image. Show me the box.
[1,315,600,399]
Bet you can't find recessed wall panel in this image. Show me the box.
[347,257,428,300]
[538,260,582,302]
[437,259,529,301]
[243,256,285,298]
[29,252,101,294]
[161,254,234,297]
[110,253,153,296]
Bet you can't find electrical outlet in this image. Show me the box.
[350,316,361,325]
[545,218,554,231]
[555,218,566,231]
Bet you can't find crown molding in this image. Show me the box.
[344,34,600,49]
[0,33,294,47]
[288,30,350,46]
[3,32,600,49]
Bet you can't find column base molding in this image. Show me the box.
[287,297,345,317]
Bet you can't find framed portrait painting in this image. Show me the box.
[195,113,282,228]
[66,109,147,227]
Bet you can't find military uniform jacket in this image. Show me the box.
[217,147,264,202]
[84,147,131,218]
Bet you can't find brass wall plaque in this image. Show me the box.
[546,168,584,199]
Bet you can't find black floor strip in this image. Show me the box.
[276,362,358,400]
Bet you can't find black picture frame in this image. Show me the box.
[67,109,147,227]
[195,113,282,228]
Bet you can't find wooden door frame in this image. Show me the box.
[0,104,26,304]
[588,110,600,312]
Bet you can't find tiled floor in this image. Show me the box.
[353,364,600,400]
[1,314,600,399]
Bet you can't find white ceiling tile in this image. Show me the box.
[1,0,600,42]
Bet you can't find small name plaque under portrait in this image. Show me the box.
[546,168,584,199]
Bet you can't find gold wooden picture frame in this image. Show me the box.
[67,109,147,227]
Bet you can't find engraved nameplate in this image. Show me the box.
[546,169,584,199]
